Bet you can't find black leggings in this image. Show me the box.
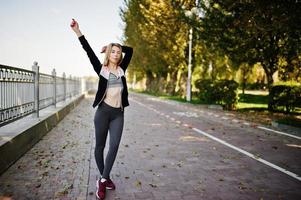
[94,102,124,179]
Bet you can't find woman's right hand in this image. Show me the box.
[70,18,82,37]
[101,46,107,53]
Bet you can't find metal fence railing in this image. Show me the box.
[0,62,95,127]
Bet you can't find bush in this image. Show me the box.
[269,85,301,113]
[195,79,239,110]
[217,80,239,110]
[194,79,215,103]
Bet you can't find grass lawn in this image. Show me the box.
[237,90,268,109]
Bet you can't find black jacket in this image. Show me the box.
[78,35,133,108]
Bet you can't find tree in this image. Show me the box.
[195,0,301,109]
[190,0,301,109]
[121,0,190,94]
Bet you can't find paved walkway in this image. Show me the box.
[0,93,300,200]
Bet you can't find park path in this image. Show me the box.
[0,93,300,200]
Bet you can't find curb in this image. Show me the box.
[208,104,223,110]
[0,94,85,175]
[271,120,301,134]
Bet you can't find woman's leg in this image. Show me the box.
[102,111,124,179]
[94,106,110,176]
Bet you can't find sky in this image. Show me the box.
[0,0,126,77]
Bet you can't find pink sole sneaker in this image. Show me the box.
[96,180,106,200]
[96,179,116,190]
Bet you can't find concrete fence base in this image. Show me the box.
[0,94,85,175]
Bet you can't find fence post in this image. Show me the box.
[69,75,72,98]
[76,77,81,95]
[81,77,85,95]
[79,77,82,95]
[32,61,39,118]
[63,72,66,101]
[52,68,56,107]
[74,76,77,96]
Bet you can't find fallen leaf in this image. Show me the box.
[149,183,157,188]
[42,171,49,177]
[238,182,247,190]
[135,180,142,187]
[254,154,261,159]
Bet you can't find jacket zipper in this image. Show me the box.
[117,67,124,111]
[120,88,123,111]
[97,81,109,107]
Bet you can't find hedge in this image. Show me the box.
[195,79,239,110]
[269,85,301,113]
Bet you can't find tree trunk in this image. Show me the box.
[145,70,154,92]
[166,70,178,95]
[263,66,275,111]
[242,78,246,95]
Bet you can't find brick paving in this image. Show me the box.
[1,93,301,200]
[0,97,94,200]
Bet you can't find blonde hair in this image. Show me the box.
[103,43,123,66]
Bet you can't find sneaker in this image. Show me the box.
[96,180,106,200]
[96,178,116,190]
[105,179,116,190]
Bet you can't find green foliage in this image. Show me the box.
[121,0,189,94]
[195,79,239,110]
[217,80,239,110]
[122,0,301,99]
[196,0,301,90]
[269,85,301,113]
[195,79,215,103]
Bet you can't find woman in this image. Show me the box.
[70,19,133,200]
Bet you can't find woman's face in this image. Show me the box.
[109,46,122,65]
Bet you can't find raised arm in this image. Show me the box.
[120,46,133,72]
[70,19,102,75]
